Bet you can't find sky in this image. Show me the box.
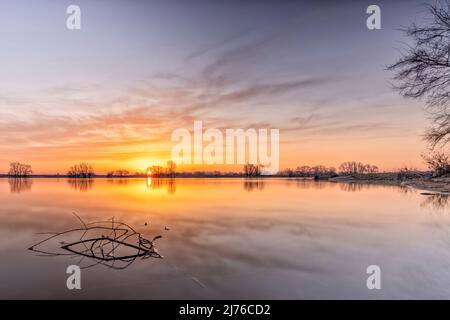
[0,0,439,174]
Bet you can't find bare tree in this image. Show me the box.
[387,1,450,147]
[279,165,336,177]
[243,163,263,177]
[115,170,130,177]
[339,161,359,174]
[364,164,379,174]
[422,151,450,176]
[295,166,312,177]
[279,167,294,177]
[166,160,177,177]
[8,162,33,177]
[254,164,264,176]
[243,164,253,177]
[339,161,379,175]
[67,163,94,178]
[150,165,163,177]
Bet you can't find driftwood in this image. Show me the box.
[29,213,163,270]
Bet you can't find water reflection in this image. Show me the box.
[146,178,176,194]
[8,178,33,193]
[2,178,450,298]
[68,178,94,192]
[336,182,407,193]
[29,215,163,270]
[106,178,129,186]
[339,183,368,192]
[243,179,265,192]
[294,179,328,189]
[420,193,450,211]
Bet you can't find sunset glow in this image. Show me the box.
[0,1,433,174]
[2,0,450,303]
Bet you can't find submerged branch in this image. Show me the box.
[29,213,163,270]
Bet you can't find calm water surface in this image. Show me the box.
[0,178,449,299]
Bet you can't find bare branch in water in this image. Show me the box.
[29,213,163,270]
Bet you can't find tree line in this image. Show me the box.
[3,156,448,179]
[275,162,379,178]
[146,160,177,178]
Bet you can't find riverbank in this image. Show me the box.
[329,173,400,185]
[401,176,450,194]
[329,173,450,194]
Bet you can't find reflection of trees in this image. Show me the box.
[420,193,450,211]
[294,179,327,189]
[338,183,399,193]
[8,178,33,193]
[339,183,367,192]
[146,178,176,195]
[338,182,406,193]
[106,179,129,186]
[397,186,414,195]
[68,179,94,192]
[243,180,265,192]
[166,179,176,195]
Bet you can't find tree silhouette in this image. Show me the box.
[388,1,450,147]
[339,161,378,175]
[106,170,130,178]
[150,165,163,177]
[243,164,263,177]
[67,163,94,178]
[8,162,32,177]
[166,160,176,177]
[422,151,450,176]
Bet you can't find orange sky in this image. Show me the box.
[0,115,430,174]
[0,0,440,174]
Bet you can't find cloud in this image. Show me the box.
[0,11,423,173]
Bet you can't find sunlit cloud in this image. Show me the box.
[0,0,431,173]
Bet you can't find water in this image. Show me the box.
[0,177,449,299]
